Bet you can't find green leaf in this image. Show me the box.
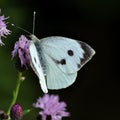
[23,109,33,116]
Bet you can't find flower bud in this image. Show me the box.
[10,104,23,120]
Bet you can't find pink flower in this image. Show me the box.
[12,35,30,69]
[0,10,11,46]
[33,94,70,120]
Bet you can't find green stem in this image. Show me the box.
[7,72,23,116]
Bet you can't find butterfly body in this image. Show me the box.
[29,35,95,93]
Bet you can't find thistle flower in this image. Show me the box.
[33,94,70,120]
[0,10,11,46]
[10,104,23,120]
[12,35,30,69]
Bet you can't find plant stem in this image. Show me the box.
[7,72,23,117]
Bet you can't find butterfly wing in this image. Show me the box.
[43,52,77,89]
[39,36,95,89]
[40,36,95,73]
[29,41,48,93]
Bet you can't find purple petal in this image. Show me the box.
[12,35,30,68]
[33,94,70,120]
[0,13,11,45]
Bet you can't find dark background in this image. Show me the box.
[0,0,120,120]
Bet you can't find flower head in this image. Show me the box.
[0,10,11,46]
[12,35,30,69]
[33,94,70,120]
[10,104,23,120]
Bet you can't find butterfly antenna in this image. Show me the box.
[32,11,36,34]
[11,24,32,35]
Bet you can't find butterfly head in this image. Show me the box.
[30,34,39,42]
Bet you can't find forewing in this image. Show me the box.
[40,36,95,74]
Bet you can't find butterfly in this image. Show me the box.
[29,35,95,93]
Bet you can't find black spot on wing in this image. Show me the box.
[60,59,66,65]
[67,50,74,56]
[54,58,66,65]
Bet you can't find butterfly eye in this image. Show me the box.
[67,50,74,56]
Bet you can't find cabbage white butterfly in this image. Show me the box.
[13,12,95,93]
[29,35,95,93]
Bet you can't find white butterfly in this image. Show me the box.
[29,35,95,93]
